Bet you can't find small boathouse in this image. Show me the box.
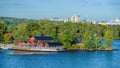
[17,36,63,48]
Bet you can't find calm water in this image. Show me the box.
[0,40,120,68]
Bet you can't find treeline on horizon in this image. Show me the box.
[0,17,120,49]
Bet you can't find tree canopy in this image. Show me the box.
[0,20,7,42]
[0,17,119,49]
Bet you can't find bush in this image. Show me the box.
[99,45,105,49]
[71,43,86,48]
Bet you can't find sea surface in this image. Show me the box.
[0,40,120,68]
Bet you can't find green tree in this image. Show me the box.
[104,30,114,48]
[7,25,16,33]
[26,22,39,37]
[4,33,13,43]
[0,20,7,42]
[82,30,93,48]
[14,23,28,43]
[58,22,76,48]
[41,22,54,36]
[59,31,74,48]
[112,25,120,39]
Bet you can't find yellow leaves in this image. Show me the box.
[4,33,13,43]
[0,20,7,41]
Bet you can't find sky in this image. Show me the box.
[0,0,120,21]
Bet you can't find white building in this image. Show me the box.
[44,18,69,23]
[71,14,80,22]
[99,18,120,26]
[107,18,120,25]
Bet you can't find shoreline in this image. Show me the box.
[7,48,118,52]
[1,48,118,56]
[1,47,118,51]
[67,48,118,51]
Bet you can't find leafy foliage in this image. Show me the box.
[104,30,114,48]
[0,17,119,49]
[0,20,7,42]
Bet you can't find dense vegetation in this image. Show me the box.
[0,17,120,49]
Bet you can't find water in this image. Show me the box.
[0,40,120,68]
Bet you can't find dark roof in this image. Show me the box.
[19,40,28,43]
[42,42,46,45]
[23,41,28,43]
[34,36,53,40]
[47,42,63,46]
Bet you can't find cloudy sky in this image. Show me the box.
[0,0,120,21]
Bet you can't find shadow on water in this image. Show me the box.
[0,50,2,53]
[6,50,60,56]
[2,48,120,56]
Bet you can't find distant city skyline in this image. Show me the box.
[0,0,120,21]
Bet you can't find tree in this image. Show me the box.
[82,30,93,48]
[14,23,28,43]
[58,22,76,48]
[112,25,120,39]
[26,22,39,37]
[0,20,7,42]
[59,31,74,48]
[41,22,54,36]
[7,25,16,33]
[104,30,114,48]
[4,33,13,43]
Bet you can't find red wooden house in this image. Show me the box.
[18,36,63,47]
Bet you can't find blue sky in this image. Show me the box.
[0,0,120,21]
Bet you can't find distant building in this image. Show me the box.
[107,18,120,26]
[44,18,69,23]
[99,21,108,25]
[99,18,120,26]
[71,14,80,22]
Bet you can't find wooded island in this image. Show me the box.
[0,17,120,50]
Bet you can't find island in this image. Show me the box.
[0,17,120,51]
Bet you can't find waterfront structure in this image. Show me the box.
[18,36,63,47]
[71,14,80,22]
[14,36,64,52]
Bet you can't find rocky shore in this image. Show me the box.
[67,48,117,51]
[0,44,15,49]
